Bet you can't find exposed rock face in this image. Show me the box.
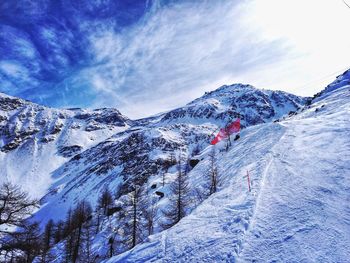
[159,84,306,127]
[0,84,305,199]
[0,93,131,153]
[58,145,83,158]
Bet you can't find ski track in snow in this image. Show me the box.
[240,102,350,261]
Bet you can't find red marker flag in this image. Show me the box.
[210,118,240,145]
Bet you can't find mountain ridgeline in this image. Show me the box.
[4,74,349,262]
[0,84,305,199]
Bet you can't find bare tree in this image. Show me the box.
[40,219,54,262]
[80,218,94,263]
[0,183,39,262]
[3,221,42,263]
[63,201,93,263]
[96,187,113,234]
[71,201,92,263]
[53,220,64,244]
[141,189,158,236]
[108,233,116,258]
[169,152,176,166]
[162,156,190,229]
[128,185,143,249]
[98,187,113,216]
[0,183,38,233]
[208,146,219,195]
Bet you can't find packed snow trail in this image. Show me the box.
[239,86,350,262]
[105,84,350,262]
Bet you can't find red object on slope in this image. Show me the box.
[227,118,240,134]
[210,118,240,145]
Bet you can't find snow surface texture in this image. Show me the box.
[105,76,350,262]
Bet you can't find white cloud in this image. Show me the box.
[0,61,25,76]
[84,0,350,118]
[244,0,350,94]
[84,0,287,118]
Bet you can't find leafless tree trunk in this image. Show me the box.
[209,146,218,195]
[162,156,190,229]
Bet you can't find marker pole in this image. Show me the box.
[247,170,251,192]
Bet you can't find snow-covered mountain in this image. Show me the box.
[18,84,304,224]
[0,84,305,200]
[0,93,131,197]
[104,70,350,262]
[6,78,343,262]
[140,83,306,127]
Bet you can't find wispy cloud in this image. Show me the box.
[1,0,349,118]
[84,0,290,118]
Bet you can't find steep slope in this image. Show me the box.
[239,83,350,262]
[0,93,131,197]
[33,85,305,226]
[0,83,307,262]
[105,74,350,262]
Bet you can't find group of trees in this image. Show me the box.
[105,149,221,257]
[163,147,220,228]
[0,146,220,262]
[100,149,220,257]
[0,182,96,262]
[162,157,190,229]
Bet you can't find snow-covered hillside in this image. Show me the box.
[0,93,131,197]
[104,72,350,262]
[2,80,333,262]
[28,84,305,226]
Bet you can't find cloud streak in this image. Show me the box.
[84,0,290,117]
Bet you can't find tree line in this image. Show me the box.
[0,146,220,262]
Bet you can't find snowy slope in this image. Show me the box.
[0,82,309,261]
[104,75,350,262]
[0,93,131,197]
[239,84,350,262]
[31,84,304,226]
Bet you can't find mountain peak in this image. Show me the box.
[160,82,307,127]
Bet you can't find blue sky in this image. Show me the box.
[1,0,350,118]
